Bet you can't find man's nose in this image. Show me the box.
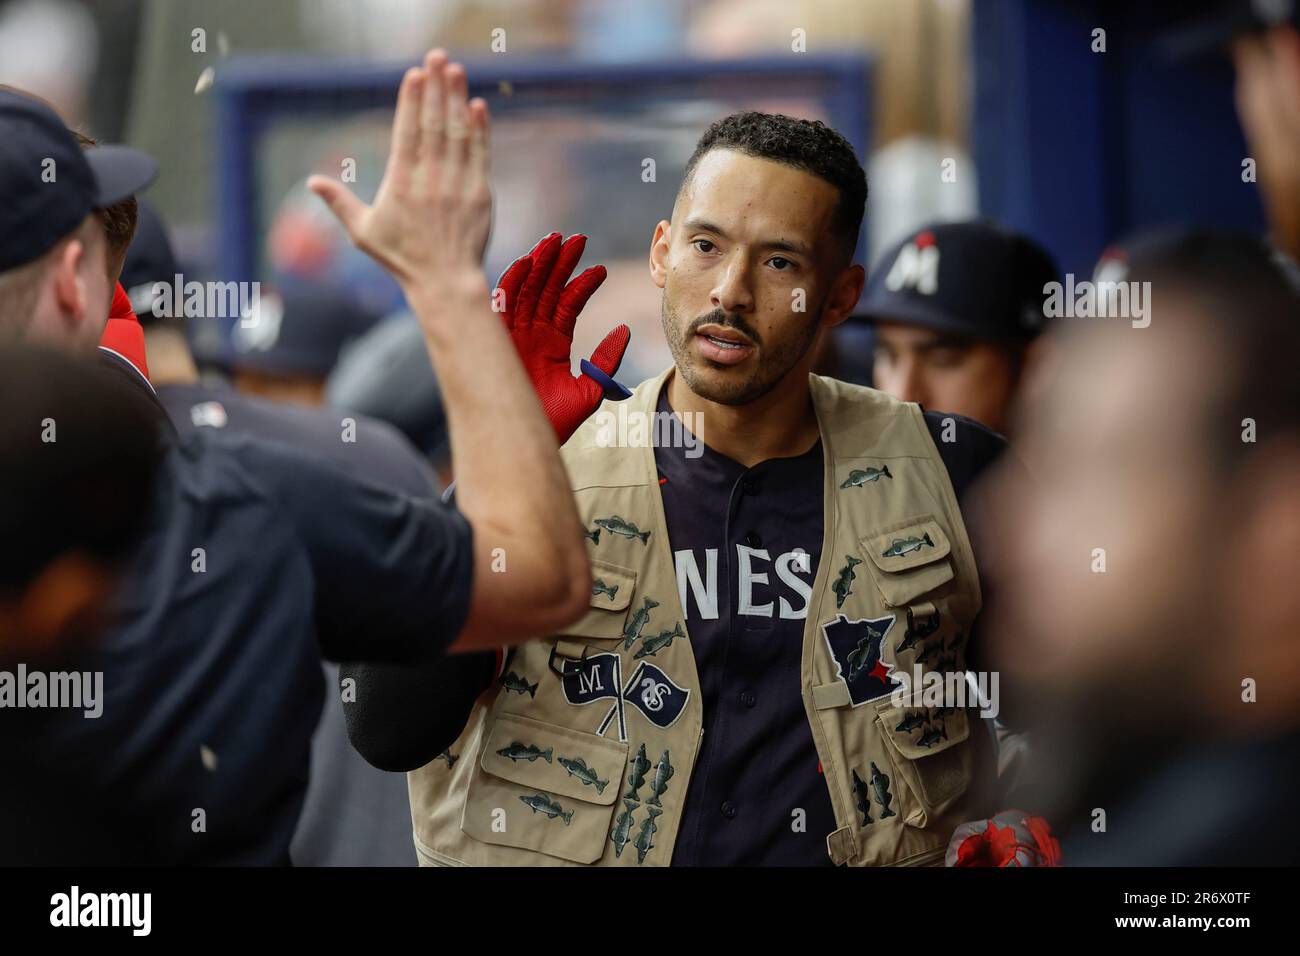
[710,257,754,314]
[890,361,929,407]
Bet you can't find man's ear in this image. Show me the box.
[820,263,865,330]
[51,238,90,332]
[649,220,671,289]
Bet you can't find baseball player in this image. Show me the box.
[0,54,588,863]
[348,111,1013,866]
[858,220,1059,436]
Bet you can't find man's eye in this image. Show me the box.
[769,256,792,271]
[693,239,716,254]
[928,348,965,368]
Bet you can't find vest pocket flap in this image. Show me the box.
[862,517,953,607]
[561,561,638,640]
[588,560,636,612]
[481,713,626,806]
[874,700,970,761]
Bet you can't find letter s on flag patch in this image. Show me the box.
[623,662,689,729]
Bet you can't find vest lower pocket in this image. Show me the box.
[873,700,973,828]
[460,712,628,864]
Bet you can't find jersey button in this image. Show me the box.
[744,531,762,548]
[742,475,762,496]
[721,801,738,819]
[740,690,756,708]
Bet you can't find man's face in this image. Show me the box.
[651,149,848,406]
[871,321,1020,433]
[985,304,1225,720]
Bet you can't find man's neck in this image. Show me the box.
[142,329,199,386]
[665,364,820,468]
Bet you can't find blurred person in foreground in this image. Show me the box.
[0,344,165,863]
[981,231,1300,864]
[0,345,161,668]
[0,55,589,863]
[858,220,1059,437]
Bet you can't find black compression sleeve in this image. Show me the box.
[340,648,495,772]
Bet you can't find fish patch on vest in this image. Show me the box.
[821,613,902,706]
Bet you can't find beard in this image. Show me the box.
[660,291,822,407]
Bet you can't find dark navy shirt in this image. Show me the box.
[157,381,437,495]
[654,388,1005,866]
[157,380,440,867]
[1,374,473,865]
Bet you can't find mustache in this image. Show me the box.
[687,309,762,347]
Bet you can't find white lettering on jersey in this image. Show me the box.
[775,551,814,619]
[736,545,774,617]
[675,548,719,620]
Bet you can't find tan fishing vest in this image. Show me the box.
[409,368,992,866]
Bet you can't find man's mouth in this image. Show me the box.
[693,324,755,365]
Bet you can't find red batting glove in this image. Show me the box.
[495,232,630,444]
[946,809,1062,867]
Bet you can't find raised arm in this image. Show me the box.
[309,50,588,651]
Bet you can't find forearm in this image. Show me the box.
[408,278,589,648]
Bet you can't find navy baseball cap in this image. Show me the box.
[857,220,1060,341]
[231,280,385,380]
[0,89,157,272]
[121,200,180,323]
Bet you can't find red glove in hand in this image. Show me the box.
[946,809,1062,867]
[496,232,630,443]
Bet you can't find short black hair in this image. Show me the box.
[681,111,868,262]
[0,344,163,597]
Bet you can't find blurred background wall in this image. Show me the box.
[0,0,1267,380]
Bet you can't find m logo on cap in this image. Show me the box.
[884,231,940,295]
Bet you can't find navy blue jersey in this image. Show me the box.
[654,388,1005,866]
[157,380,442,867]
[158,381,437,493]
[0,383,474,865]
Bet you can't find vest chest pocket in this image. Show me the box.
[560,560,639,642]
[861,516,954,608]
[461,712,628,864]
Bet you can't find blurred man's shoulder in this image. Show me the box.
[159,383,435,496]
